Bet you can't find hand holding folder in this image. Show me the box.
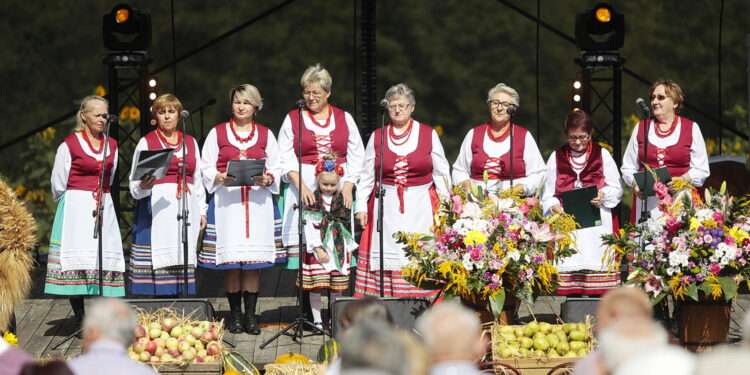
[131,149,174,181]
[560,185,601,229]
[633,166,671,197]
[226,159,266,186]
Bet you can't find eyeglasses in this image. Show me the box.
[567,134,590,142]
[388,103,411,111]
[649,94,667,101]
[488,100,517,110]
[302,90,325,98]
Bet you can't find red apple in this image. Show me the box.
[132,341,146,354]
[206,341,221,356]
[161,317,178,332]
[200,331,213,345]
[194,355,204,363]
[182,348,195,362]
[208,327,220,341]
[145,340,157,355]
[154,346,164,357]
[135,325,147,339]
[190,327,204,339]
[178,340,191,354]
[167,349,180,358]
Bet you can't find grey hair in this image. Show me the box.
[300,63,332,92]
[340,320,408,375]
[230,84,263,112]
[487,83,520,107]
[75,95,109,132]
[384,83,416,105]
[416,302,480,357]
[82,298,137,346]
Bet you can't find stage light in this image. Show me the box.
[148,78,157,88]
[571,77,585,109]
[573,80,582,90]
[146,76,158,102]
[573,94,581,102]
[574,3,624,52]
[103,4,151,51]
[149,92,157,100]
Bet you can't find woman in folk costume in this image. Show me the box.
[354,83,451,297]
[541,110,623,295]
[621,79,710,223]
[277,64,365,269]
[128,94,207,296]
[301,154,358,329]
[199,84,281,335]
[45,95,124,328]
[452,83,546,195]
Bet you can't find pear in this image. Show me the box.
[555,330,568,343]
[499,325,515,335]
[501,347,514,358]
[538,322,553,334]
[563,323,577,334]
[555,341,570,354]
[577,348,589,357]
[533,332,547,341]
[533,337,549,351]
[569,340,586,351]
[514,327,524,338]
[551,325,564,332]
[545,333,560,347]
[548,348,560,358]
[519,337,534,349]
[568,329,586,342]
[519,348,530,357]
[532,349,545,358]
[576,322,587,332]
[500,332,516,341]
[564,350,579,358]
[523,321,539,337]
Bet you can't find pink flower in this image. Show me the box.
[498,213,510,223]
[489,260,502,270]
[525,197,539,207]
[709,263,722,275]
[644,275,663,294]
[518,204,530,216]
[654,181,669,200]
[666,218,682,233]
[451,195,463,216]
[704,235,713,243]
[491,274,500,283]
[470,248,483,261]
[713,212,724,225]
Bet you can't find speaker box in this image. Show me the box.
[126,299,216,321]
[560,297,600,323]
[331,297,431,338]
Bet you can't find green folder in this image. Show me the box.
[633,166,671,197]
[561,185,601,229]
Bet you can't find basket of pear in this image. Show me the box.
[490,320,594,361]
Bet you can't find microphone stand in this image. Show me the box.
[177,113,191,297]
[52,115,114,349]
[260,101,328,349]
[638,108,651,224]
[377,106,387,298]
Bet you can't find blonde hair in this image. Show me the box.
[230,84,263,112]
[75,95,109,131]
[315,153,342,187]
[300,63,332,92]
[650,79,684,114]
[150,93,183,118]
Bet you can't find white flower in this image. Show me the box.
[496,198,515,211]
[695,208,714,222]
[507,250,521,262]
[668,250,689,268]
[716,242,737,266]
[461,202,482,220]
[461,253,474,270]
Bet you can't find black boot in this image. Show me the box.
[226,291,244,334]
[69,297,85,337]
[242,291,261,335]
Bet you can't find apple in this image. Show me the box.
[150,356,160,364]
[194,340,204,352]
[191,327,204,338]
[181,324,193,334]
[170,326,183,338]
[132,340,146,354]
[148,322,162,331]
[178,341,191,354]
[208,327,220,341]
[155,346,165,357]
[149,328,162,339]
[167,349,180,358]
[196,349,207,357]
[161,317,178,332]
[160,331,170,341]
[194,355,205,363]
[199,321,211,332]
[166,337,179,350]
[182,348,196,361]
[128,352,140,362]
[183,334,196,346]
[200,331,213,345]
[206,341,221,356]
[154,338,166,349]
[161,353,173,362]
[204,355,216,363]
[135,325,147,339]
[145,340,157,355]
[139,352,151,362]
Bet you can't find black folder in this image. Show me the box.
[226,159,266,187]
[633,166,671,197]
[131,148,174,181]
[561,185,601,229]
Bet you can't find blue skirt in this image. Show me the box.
[129,197,196,295]
[197,195,287,270]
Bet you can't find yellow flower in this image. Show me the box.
[14,185,26,196]
[464,230,487,246]
[130,107,141,120]
[94,85,106,97]
[729,226,749,243]
[689,218,701,232]
[434,125,444,136]
[3,331,18,346]
[120,106,130,121]
[597,142,613,153]
[706,138,716,155]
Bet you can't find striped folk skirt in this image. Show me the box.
[555,271,621,295]
[299,250,351,293]
[128,198,195,295]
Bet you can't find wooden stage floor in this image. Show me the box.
[14,265,750,367]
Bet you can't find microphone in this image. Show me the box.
[180,110,190,118]
[380,99,389,109]
[205,98,217,106]
[636,98,650,115]
[506,106,516,115]
[296,99,306,109]
[101,113,118,123]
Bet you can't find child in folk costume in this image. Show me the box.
[301,154,358,328]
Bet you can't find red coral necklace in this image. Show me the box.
[230,118,256,143]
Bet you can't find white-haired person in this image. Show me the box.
[278,63,365,269]
[68,298,158,375]
[452,83,546,195]
[354,83,451,298]
[45,95,124,331]
[128,93,207,297]
[199,84,281,335]
[621,79,709,223]
[416,303,486,375]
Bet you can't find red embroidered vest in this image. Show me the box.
[374,123,434,187]
[469,124,527,180]
[553,143,605,201]
[143,130,196,185]
[636,117,692,177]
[214,123,269,173]
[64,133,117,193]
[288,105,348,164]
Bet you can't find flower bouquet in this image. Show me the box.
[396,182,577,318]
[602,180,750,304]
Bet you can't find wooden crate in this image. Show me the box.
[152,361,222,375]
[506,357,580,375]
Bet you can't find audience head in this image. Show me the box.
[595,286,652,332]
[339,297,394,331]
[20,360,74,375]
[339,320,408,375]
[598,317,669,373]
[81,298,137,350]
[416,302,486,362]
